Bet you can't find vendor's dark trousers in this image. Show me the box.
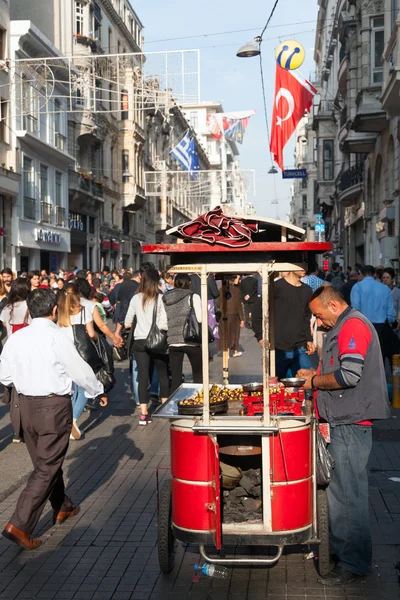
[9,394,74,535]
[169,345,202,394]
[327,424,372,575]
[132,339,170,403]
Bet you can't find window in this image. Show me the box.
[111,203,115,224]
[0,99,7,142]
[392,0,398,30]
[23,157,34,198]
[301,177,308,189]
[108,28,112,53]
[75,1,84,35]
[55,172,62,206]
[121,90,128,120]
[190,111,198,129]
[54,99,61,133]
[89,216,95,234]
[371,16,384,84]
[322,140,334,180]
[40,165,48,203]
[122,150,129,183]
[0,27,5,60]
[301,195,307,216]
[129,16,134,35]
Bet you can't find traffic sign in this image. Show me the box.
[282,169,307,179]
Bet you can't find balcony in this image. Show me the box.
[55,132,66,152]
[338,164,364,206]
[340,130,377,153]
[56,206,66,227]
[24,197,36,220]
[41,201,52,224]
[0,165,21,197]
[23,115,38,134]
[122,185,147,211]
[92,181,104,198]
[381,25,400,118]
[74,34,99,53]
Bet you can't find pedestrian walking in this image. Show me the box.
[27,271,40,291]
[300,263,325,292]
[124,269,169,425]
[163,273,202,393]
[0,289,105,550]
[382,267,400,320]
[217,275,244,357]
[0,278,32,337]
[351,265,399,363]
[298,285,390,585]
[1,267,14,295]
[240,274,258,328]
[57,283,101,440]
[325,262,344,290]
[340,271,358,305]
[252,267,315,378]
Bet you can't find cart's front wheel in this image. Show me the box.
[158,479,175,573]
[317,488,330,576]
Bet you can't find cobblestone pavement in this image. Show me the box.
[0,330,399,599]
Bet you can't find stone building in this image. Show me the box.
[312,0,400,269]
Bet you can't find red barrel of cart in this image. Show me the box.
[170,424,220,533]
[270,420,312,531]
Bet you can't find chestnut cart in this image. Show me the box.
[145,218,332,575]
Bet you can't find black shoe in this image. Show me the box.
[317,566,358,586]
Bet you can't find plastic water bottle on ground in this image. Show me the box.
[193,563,228,579]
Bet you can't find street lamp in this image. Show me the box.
[236,41,261,58]
[268,166,278,174]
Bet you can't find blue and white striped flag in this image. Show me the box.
[170,131,200,179]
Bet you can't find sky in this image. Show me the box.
[134,0,319,219]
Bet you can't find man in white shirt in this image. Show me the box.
[0,289,106,551]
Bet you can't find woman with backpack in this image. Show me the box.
[57,283,106,440]
[124,269,169,426]
[163,273,202,394]
[0,277,32,337]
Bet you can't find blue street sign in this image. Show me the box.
[282,168,308,179]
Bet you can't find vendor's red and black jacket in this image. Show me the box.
[317,307,391,426]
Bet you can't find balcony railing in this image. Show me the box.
[80,176,91,192]
[41,201,52,223]
[24,197,36,220]
[55,132,66,152]
[92,182,104,197]
[339,164,364,192]
[23,115,38,134]
[56,206,66,227]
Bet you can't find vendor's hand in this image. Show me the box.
[244,294,250,301]
[259,340,264,348]
[302,374,314,390]
[98,395,108,407]
[296,369,316,379]
[306,342,316,355]
[240,320,245,328]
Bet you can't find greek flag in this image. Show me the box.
[170,131,200,178]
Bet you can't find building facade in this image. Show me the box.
[10,21,71,273]
[312,0,400,270]
[11,0,145,271]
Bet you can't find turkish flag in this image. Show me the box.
[270,65,317,170]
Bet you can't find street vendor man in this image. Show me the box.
[297,285,391,586]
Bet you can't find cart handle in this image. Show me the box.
[192,425,279,433]
[199,544,283,565]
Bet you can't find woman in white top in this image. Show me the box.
[57,283,98,440]
[125,269,169,426]
[0,277,32,337]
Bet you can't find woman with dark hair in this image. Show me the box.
[0,277,32,337]
[57,283,100,440]
[163,273,202,394]
[124,269,169,425]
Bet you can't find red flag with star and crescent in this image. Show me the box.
[270,65,317,170]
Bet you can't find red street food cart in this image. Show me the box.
[144,216,332,575]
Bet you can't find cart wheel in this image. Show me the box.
[158,479,175,573]
[316,488,330,576]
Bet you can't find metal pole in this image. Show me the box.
[269,276,276,378]
[221,277,229,385]
[261,264,270,426]
[201,268,210,426]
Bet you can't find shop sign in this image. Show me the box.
[112,240,120,251]
[101,239,111,249]
[69,212,86,232]
[35,229,61,244]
